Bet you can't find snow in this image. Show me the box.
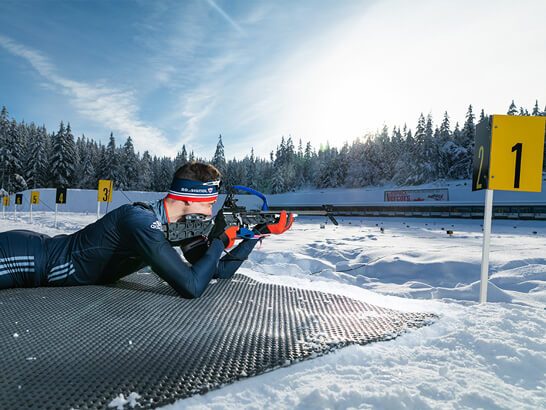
[108,392,142,409]
[1,186,545,409]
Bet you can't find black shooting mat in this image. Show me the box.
[0,272,437,409]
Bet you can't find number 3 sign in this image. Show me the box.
[473,115,546,192]
[97,180,114,202]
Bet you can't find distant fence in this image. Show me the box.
[269,203,546,220]
[0,189,264,214]
[1,189,165,213]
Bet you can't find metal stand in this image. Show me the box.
[30,203,33,223]
[97,202,100,220]
[55,203,58,228]
[479,189,494,303]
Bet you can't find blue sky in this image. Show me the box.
[1,0,545,159]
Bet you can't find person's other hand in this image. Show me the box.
[218,226,238,249]
[208,211,239,248]
[254,211,293,235]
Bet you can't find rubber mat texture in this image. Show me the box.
[0,273,436,409]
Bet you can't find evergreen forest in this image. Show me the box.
[0,100,545,195]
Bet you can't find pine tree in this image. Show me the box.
[77,138,97,189]
[138,151,153,191]
[105,133,119,184]
[212,134,226,178]
[413,113,426,149]
[0,106,11,189]
[532,100,540,116]
[95,144,108,181]
[65,123,77,184]
[459,105,475,178]
[25,123,47,189]
[119,136,138,190]
[174,145,188,169]
[3,119,24,191]
[50,121,76,189]
[437,112,453,179]
[507,100,517,115]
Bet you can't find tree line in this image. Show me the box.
[0,100,545,195]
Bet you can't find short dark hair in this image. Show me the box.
[174,161,221,182]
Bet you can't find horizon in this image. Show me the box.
[1,0,545,159]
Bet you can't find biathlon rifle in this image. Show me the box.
[161,185,338,246]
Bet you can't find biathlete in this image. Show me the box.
[0,162,293,298]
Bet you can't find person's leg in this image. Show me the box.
[0,230,46,289]
[0,271,16,289]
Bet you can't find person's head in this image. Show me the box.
[164,161,221,220]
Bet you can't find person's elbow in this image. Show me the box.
[173,283,203,299]
[214,270,235,279]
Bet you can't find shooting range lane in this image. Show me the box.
[0,272,436,409]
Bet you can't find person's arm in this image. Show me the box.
[215,239,259,279]
[214,210,294,279]
[120,210,224,298]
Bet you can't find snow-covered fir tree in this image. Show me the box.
[24,123,47,189]
[118,137,138,190]
[0,106,11,189]
[507,100,518,115]
[174,145,188,170]
[50,121,76,189]
[212,134,226,178]
[104,133,120,185]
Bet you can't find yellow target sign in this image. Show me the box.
[2,196,9,206]
[473,115,546,192]
[98,180,113,202]
[31,191,40,204]
[489,115,545,191]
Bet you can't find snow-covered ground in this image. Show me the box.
[1,210,544,409]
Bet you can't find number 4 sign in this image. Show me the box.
[472,114,546,303]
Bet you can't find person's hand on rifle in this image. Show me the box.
[254,210,294,235]
[208,210,239,249]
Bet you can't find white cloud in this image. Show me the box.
[205,0,245,35]
[0,34,173,156]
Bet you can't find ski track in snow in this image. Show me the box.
[1,212,545,409]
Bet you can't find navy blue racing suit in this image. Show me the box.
[0,199,258,298]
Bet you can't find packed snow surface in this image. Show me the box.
[1,208,545,409]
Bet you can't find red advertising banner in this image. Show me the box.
[384,188,449,202]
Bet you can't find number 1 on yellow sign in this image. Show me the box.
[488,115,545,192]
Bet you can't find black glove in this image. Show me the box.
[208,211,231,248]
